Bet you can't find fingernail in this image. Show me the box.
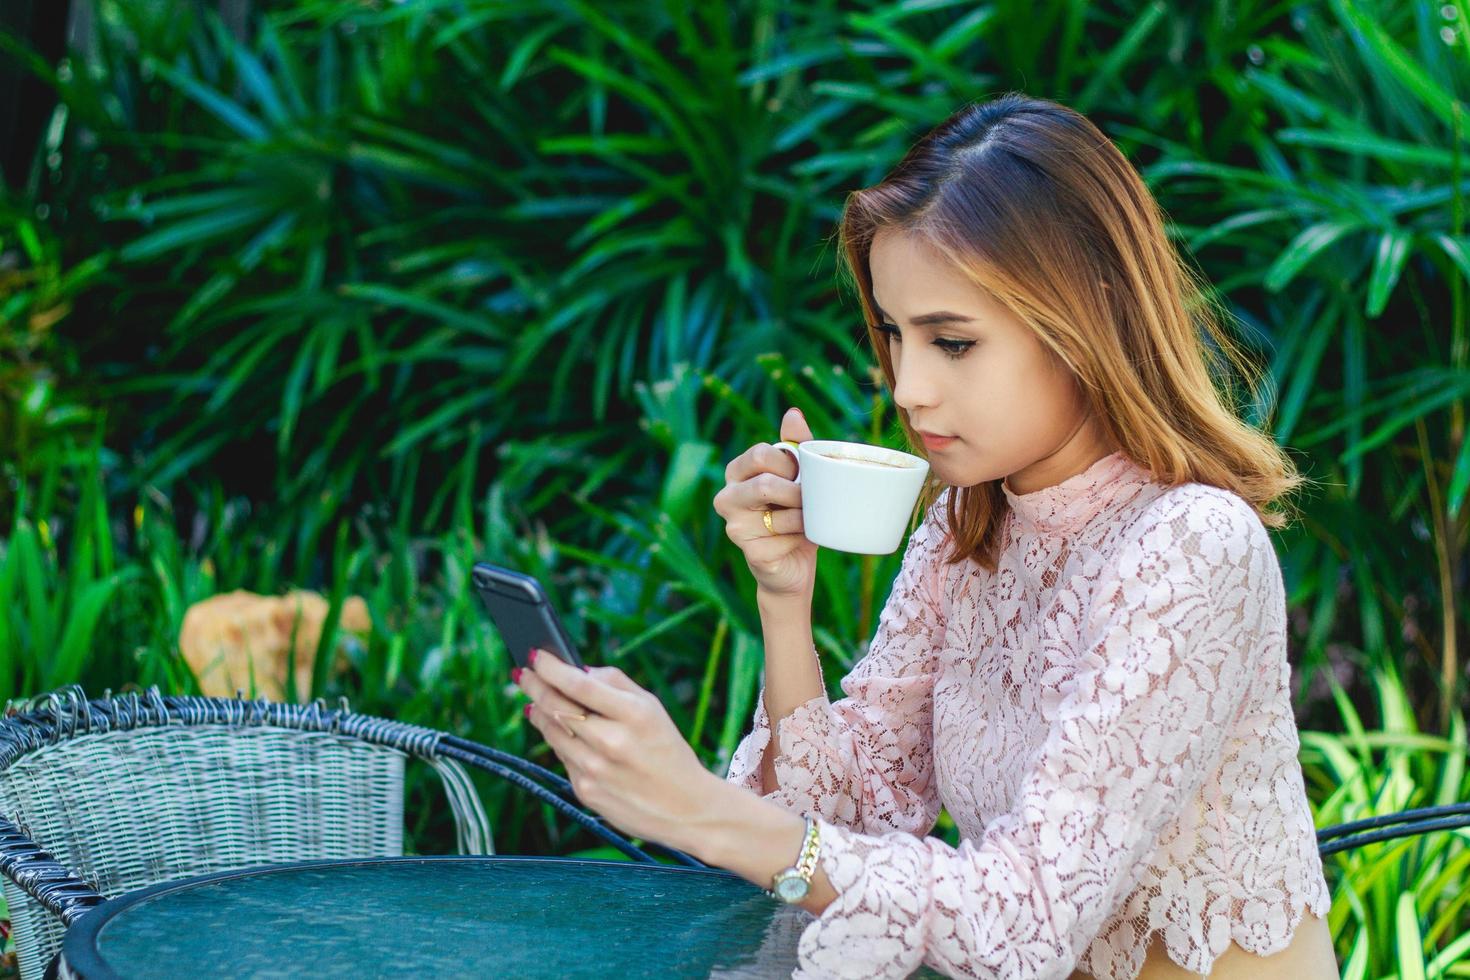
[527,648,538,667]
[523,703,533,719]
[511,667,523,685]
[793,407,804,418]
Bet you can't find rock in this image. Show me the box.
[178,589,372,700]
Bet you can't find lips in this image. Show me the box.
[918,431,957,450]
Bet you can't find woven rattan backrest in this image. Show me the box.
[0,724,405,980]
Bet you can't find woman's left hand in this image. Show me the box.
[516,648,720,853]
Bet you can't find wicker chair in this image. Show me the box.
[0,685,705,980]
[1316,803,1470,857]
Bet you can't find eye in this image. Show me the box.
[871,322,974,361]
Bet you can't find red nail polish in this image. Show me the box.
[527,649,538,667]
[511,667,523,685]
[523,703,533,719]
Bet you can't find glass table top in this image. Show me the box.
[62,855,947,978]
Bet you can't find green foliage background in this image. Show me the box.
[3,0,1470,974]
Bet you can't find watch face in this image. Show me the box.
[775,876,809,902]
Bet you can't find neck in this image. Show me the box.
[1004,415,1116,496]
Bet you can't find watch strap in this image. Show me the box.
[765,816,821,901]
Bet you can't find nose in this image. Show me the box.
[890,348,940,416]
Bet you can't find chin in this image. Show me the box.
[929,457,995,489]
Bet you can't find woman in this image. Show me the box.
[515,93,1338,978]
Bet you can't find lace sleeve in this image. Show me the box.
[790,490,1294,979]
[722,494,951,838]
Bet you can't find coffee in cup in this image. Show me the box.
[771,439,930,554]
[814,451,916,469]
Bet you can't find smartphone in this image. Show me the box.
[471,562,587,671]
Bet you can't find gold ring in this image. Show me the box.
[554,710,589,737]
[762,509,775,534]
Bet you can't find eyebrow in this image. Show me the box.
[871,303,976,327]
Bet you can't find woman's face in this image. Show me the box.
[867,226,1113,494]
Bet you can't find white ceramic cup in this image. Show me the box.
[771,439,931,555]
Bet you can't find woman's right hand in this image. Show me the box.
[713,407,817,600]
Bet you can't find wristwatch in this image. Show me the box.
[766,816,821,903]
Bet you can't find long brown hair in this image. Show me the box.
[836,93,1302,571]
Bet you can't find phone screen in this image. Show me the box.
[471,562,587,670]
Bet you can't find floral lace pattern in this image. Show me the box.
[724,451,1333,979]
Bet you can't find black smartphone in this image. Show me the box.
[471,562,587,671]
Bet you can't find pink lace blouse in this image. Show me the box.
[724,450,1333,979]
